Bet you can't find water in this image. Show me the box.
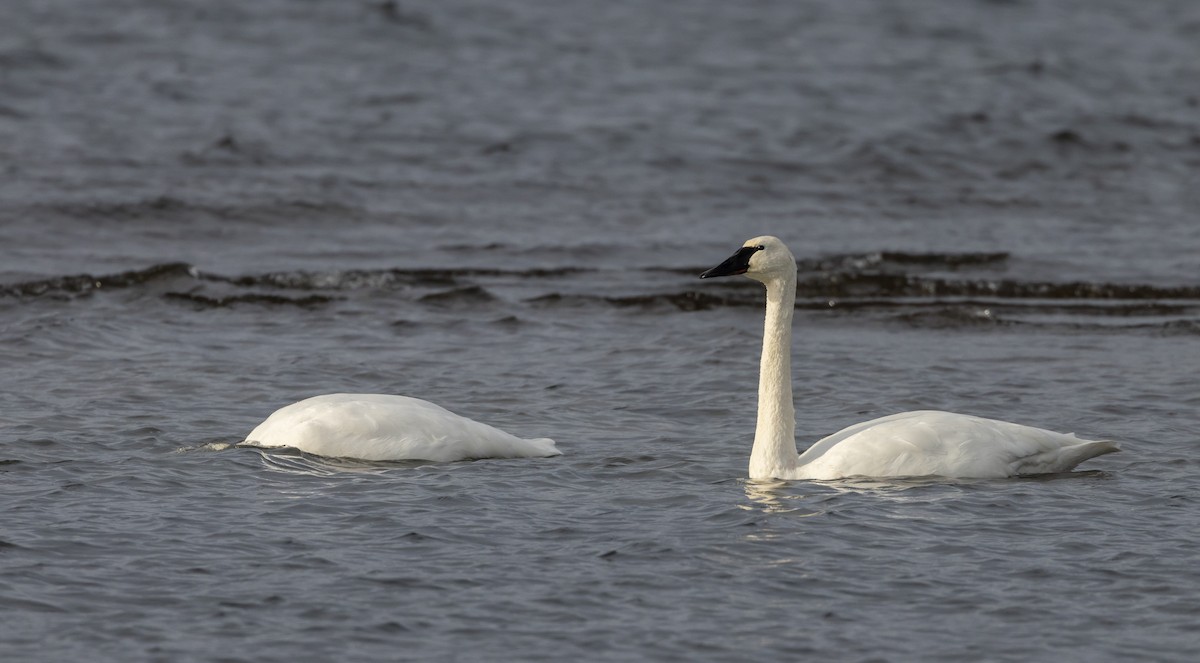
[3,0,1199,660]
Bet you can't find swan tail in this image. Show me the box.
[1078,439,1120,461]
[1016,438,1120,475]
[527,437,562,457]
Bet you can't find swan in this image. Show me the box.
[700,235,1119,480]
[242,393,559,462]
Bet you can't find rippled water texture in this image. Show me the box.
[3,1,1199,661]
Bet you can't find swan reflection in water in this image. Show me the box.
[742,478,829,516]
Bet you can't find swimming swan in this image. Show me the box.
[700,235,1119,480]
[243,393,559,462]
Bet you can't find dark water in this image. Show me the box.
[3,1,1199,660]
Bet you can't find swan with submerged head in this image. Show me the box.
[243,394,558,462]
[700,235,1119,480]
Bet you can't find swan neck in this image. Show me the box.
[750,274,799,478]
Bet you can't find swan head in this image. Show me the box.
[699,236,796,283]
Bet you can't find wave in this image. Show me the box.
[17,250,1189,301]
[163,292,336,309]
[419,285,497,306]
[0,263,584,299]
[793,273,1200,300]
[37,195,368,224]
[3,256,1197,333]
[0,263,197,298]
[529,291,732,312]
[231,266,586,290]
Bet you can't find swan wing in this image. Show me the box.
[793,410,1117,480]
[244,393,560,462]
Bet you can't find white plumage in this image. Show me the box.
[700,235,1119,480]
[789,410,1118,480]
[243,393,559,462]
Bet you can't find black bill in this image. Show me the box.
[699,245,763,279]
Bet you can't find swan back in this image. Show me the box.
[245,394,560,462]
[791,411,1119,480]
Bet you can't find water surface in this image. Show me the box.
[3,1,1199,661]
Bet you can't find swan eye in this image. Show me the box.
[755,245,765,251]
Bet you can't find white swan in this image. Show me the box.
[242,393,559,462]
[700,236,1119,480]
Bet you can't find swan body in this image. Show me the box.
[782,410,1117,480]
[700,236,1119,480]
[243,393,560,462]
